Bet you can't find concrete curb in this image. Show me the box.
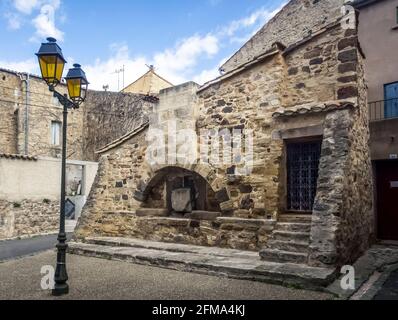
[353,263,398,300]
[0,231,58,243]
[325,245,398,300]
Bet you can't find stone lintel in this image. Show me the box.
[272,124,324,141]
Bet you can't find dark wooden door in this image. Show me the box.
[287,140,322,212]
[377,161,398,240]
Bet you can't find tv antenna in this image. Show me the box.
[113,65,125,91]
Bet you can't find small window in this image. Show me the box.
[51,121,61,146]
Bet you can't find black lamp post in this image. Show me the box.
[36,37,89,296]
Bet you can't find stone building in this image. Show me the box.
[75,0,374,269]
[352,0,398,242]
[0,68,158,239]
[121,66,173,95]
[0,68,157,161]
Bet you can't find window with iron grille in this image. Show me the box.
[287,140,322,212]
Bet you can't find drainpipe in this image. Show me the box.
[19,73,30,155]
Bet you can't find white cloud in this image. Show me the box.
[2,2,287,90]
[37,4,284,89]
[193,56,229,85]
[219,3,286,38]
[6,0,64,42]
[83,44,149,92]
[0,58,38,74]
[154,34,219,84]
[31,2,64,42]
[83,34,220,91]
[193,67,220,85]
[13,0,40,14]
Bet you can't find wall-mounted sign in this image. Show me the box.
[389,154,398,159]
[390,181,398,188]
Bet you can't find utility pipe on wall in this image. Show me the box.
[18,73,30,155]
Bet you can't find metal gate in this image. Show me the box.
[287,140,322,212]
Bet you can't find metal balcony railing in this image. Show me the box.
[369,98,398,121]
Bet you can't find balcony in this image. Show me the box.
[369,98,398,121]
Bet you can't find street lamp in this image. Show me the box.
[36,37,89,296]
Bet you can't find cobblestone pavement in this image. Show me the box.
[0,250,334,300]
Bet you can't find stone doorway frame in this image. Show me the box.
[284,137,323,214]
[275,124,324,215]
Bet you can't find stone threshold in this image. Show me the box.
[68,237,337,291]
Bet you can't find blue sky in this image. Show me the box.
[0,0,286,91]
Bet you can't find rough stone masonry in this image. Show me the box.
[75,0,373,268]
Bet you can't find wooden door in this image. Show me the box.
[377,161,398,240]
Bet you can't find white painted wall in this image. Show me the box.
[0,157,98,202]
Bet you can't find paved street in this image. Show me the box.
[0,234,72,262]
[0,250,334,300]
[373,269,398,300]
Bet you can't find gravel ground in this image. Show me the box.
[0,250,334,300]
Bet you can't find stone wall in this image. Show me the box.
[0,70,23,155]
[78,128,149,217]
[337,51,374,265]
[221,0,345,72]
[82,91,153,161]
[76,213,274,251]
[0,68,155,161]
[308,10,374,267]
[76,2,373,263]
[0,199,59,239]
[0,69,85,159]
[197,19,351,218]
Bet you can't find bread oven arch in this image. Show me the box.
[133,163,232,214]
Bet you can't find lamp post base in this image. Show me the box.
[52,283,69,296]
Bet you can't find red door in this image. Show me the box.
[377,161,398,240]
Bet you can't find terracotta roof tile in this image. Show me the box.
[0,153,38,161]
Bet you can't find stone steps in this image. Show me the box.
[260,215,312,265]
[273,230,310,242]
[83,237,259,259]
[266,239,309,253]
[259,248,308,264]
[67,237,337,290]
[278,214,312,223]
[276,222,311,233]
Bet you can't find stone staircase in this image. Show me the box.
[68,236,337,290]
[260,214,312,264]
